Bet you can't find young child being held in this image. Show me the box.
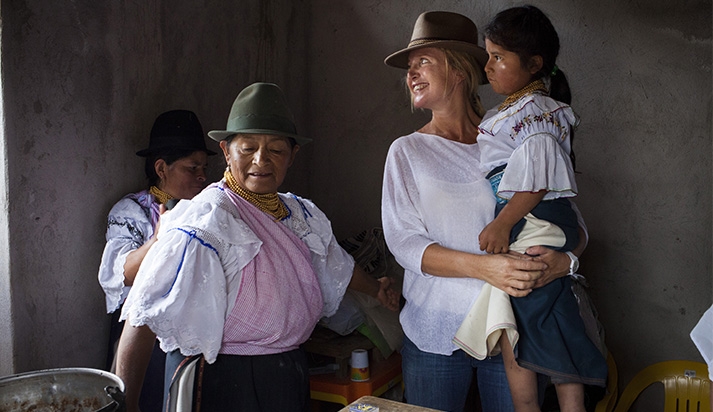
[453,5,607,412]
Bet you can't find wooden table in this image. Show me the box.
[339,396,443,411]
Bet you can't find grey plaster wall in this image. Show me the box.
[0,0,711,410]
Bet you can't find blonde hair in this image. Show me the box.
[405,48,485,117]
[443,49,486,117]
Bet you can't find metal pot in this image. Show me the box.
[0,367,125,412]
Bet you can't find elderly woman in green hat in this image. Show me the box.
[120,82,399,412]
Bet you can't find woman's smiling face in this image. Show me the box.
[220,134,299,194]
[406,47,461,111]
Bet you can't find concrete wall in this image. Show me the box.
[0,0,711,409]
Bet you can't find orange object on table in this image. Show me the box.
[310,352,403,406]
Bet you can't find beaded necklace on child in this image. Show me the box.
[498,79,548,111]
[223,169,289,221]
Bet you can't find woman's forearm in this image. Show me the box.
[348,265,380,297]
[572,226,587,257]
[525,225,588,288]
[115,322,156,412]
[122,238,157,286]
[422,244,548,297]
[421,243,482,278]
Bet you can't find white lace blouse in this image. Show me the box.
[121,184,354,363]
[382,132,493,355]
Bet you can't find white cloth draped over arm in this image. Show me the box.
[120,198,262,364]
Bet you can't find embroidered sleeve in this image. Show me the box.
[97,197,154,313]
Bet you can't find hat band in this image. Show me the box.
[406,37,478,48]
[408,38,440,47]
[228,114,297,135]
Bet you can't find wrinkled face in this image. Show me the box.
[220,134,299,194]
[406,47,461,110]
[156,151,208,200]
[484,39,539,96]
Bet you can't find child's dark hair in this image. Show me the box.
[484,5,576,168]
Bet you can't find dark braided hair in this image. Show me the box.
[485,5,576,168]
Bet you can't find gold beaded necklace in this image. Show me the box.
[498,79,548,111]
[223,169,289,221]
[149,185,173,205]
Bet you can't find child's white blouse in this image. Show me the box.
[478,93,579,201]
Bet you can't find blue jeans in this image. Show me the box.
[401,335,514,412]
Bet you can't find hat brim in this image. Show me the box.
[208,129,312,146]
[384,40,489,84]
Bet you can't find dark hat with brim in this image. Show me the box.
[384,11,489,84]
[136,109,216,157]
[208,83,312,146]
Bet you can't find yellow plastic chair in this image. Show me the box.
[595,352,619,412]
[612,360,711,412]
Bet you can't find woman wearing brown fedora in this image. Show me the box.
[381,11,585,411]
[120,82,399,412]
[98,109,215,411]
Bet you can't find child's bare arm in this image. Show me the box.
[479,190,548,253]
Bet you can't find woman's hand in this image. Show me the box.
[421,244,548,297]
[376,277,400,311]
[478,252,546,297]
[524,245,571,288]
[348,266,401,311]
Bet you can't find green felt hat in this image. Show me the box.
[208,82,311,146]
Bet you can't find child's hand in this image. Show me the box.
[479,220,512,254]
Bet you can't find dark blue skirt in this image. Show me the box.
[511,277,607,386]
[488,165,606,385]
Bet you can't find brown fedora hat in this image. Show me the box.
[384,11,488,83]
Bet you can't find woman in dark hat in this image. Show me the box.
[120,83,399,412]
[98,109,215,412]
[380,11,586,411]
